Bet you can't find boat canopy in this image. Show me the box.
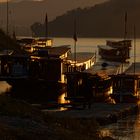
[98,45,117,51]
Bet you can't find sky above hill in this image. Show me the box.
[0,0,108,24]
[0,0,107,3]
[0,0,108,35]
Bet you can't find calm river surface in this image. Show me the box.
[1,37,140,140]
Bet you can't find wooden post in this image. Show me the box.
[7,0,9,35]
[73,19,77,72]
[134,25,136,75]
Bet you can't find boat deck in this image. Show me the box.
[83,61,122,76]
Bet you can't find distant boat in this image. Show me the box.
[98,39,132,62]
[98,12,132,62]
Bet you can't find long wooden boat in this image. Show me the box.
[64,72,111,104]
[98,40,132,62]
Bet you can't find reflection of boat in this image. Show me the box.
[98,40,132,62]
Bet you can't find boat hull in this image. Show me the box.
[4,78,66,102]
[110,93,139,103]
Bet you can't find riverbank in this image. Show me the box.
[0,95,115,140]
[44,103,139,126]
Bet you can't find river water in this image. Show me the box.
[1,37,140,139]
[100,111,140,140]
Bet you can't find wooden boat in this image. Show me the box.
[64,65,113,103]
[110,63,140,103]
[110,74,140,103]
[64,52,96,72]
[98,40,132,62]
[110,26,139,103]
[64,61,122,103]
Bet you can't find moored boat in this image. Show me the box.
[110,63,140,103]
[98,40,132,62]
[64,61,121,103]
[110,74,140,103]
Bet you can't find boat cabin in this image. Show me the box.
[64,52,95,72]
[0,45,71,83]
[111,74,140,103]
[17,37,53,53]
[106,40,132,48]
[32,38,53,51]
[0,53,29,78]
[65,70,112,103]
[110,63,140,103]
[31,46,71,82]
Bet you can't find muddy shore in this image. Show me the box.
[0,95,116,140]
[44,103,139,125]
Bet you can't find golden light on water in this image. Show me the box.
[58,93,66,104]
[58,92,70,111]
[0,81,11,94]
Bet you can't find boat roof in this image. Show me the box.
[67,52,95,63]
[34,37,52,41]
[106,39,132,48]
[0,49,29,58]
[17,37,52,45]
[46,46,70,56]
[98,45,116,50]
[106,39,132,43]
[32,45,71,57]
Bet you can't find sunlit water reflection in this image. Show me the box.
[58,92,70,111]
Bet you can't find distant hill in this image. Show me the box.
[0,0,106,36]
[31,0,140,38]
